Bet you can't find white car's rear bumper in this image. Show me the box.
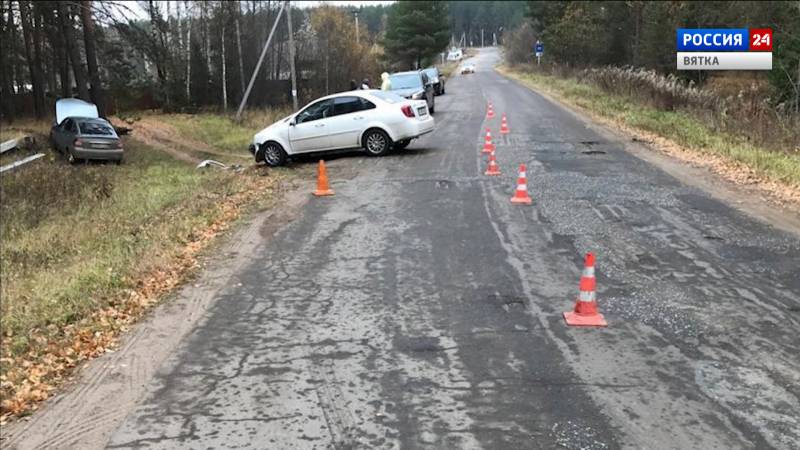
[392,116,435,141]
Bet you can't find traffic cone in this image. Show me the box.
[313,160,335,196]
[486,103,495,119]
[484,150,501,176]
[563,253,607,327]
[510,164,532,205]
[482,128,495,154]
[500,114,510,134]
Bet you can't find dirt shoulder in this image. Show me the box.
[0,181,311,449]
[0,111,305,425]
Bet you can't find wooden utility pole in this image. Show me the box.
[235,1,286,120]
[286,1,298,111]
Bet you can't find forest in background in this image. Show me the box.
[505,1,800,113]
[0,1,526,122]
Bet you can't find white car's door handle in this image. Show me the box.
[353,116,364,120]
[315,124,325,128]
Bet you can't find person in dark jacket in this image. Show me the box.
[349,79,358,91]
[361,78,371,89]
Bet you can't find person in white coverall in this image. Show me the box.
[381,72,391,91]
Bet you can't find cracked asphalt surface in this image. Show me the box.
[12,48,799,449]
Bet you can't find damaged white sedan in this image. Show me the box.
[249,90,434,166]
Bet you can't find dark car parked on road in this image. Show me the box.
[50,99,123,164]
[387,70,436,114]
[423,67,446,95]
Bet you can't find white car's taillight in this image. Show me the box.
[401,105,414,118]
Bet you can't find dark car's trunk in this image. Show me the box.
[78,136,120,149]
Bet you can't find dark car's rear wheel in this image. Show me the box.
[394,139,411,150]
[259,142,287,167]
[363,129,391,156]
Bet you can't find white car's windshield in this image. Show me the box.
[423,68,438,80]
[389,74,422,90]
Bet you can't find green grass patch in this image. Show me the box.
[498,66,800,188]
[152,108,292,164]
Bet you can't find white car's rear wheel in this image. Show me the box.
[260,142,287,166]
[363,129,391,156]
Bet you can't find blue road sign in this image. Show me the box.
[535,43,544,54]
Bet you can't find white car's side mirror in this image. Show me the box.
[289,118,296,126]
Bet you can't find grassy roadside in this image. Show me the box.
[154,108,292,163]
[497,65,800,199]
[0,111,299,421]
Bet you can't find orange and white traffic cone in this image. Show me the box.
[500,114,510,134]
[484,150,501,176]
[482,128,495,154]
[563,253,607,327]
[486,103,495,119]
[313,160,335,196]
[510,164,532,205]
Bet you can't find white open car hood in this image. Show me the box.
[55,98,99,125]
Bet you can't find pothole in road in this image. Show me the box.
[396,336,445,354]
[487,294,527,313]
[435,180,452,189]
[581,150,607,155]
[703,235,725,241]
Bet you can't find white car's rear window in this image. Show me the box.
[369,91,406,104]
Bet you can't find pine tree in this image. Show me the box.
[383,1,450,69]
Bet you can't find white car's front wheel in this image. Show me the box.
[363,129,391,157]
[260,142,288,167]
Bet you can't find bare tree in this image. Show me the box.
[1,0,16,119]
[81,0,105,114]
[221,8,227,110]
[57,1,90,101]
[185,1,192,102]
[18,0,46,117]
[234,3,245,97]
[203,0,211,77]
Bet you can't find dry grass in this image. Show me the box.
[0,118,50,143]
[578,66,799,151]
[0,110,298,421]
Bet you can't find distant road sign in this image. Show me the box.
[535,42,544,55]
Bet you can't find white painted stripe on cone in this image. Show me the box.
[583,267,595,277]
[520,171,526,177]
[517,185,527,191]
[579,290,596,302]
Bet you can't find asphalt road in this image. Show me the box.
[9,48,800,449]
